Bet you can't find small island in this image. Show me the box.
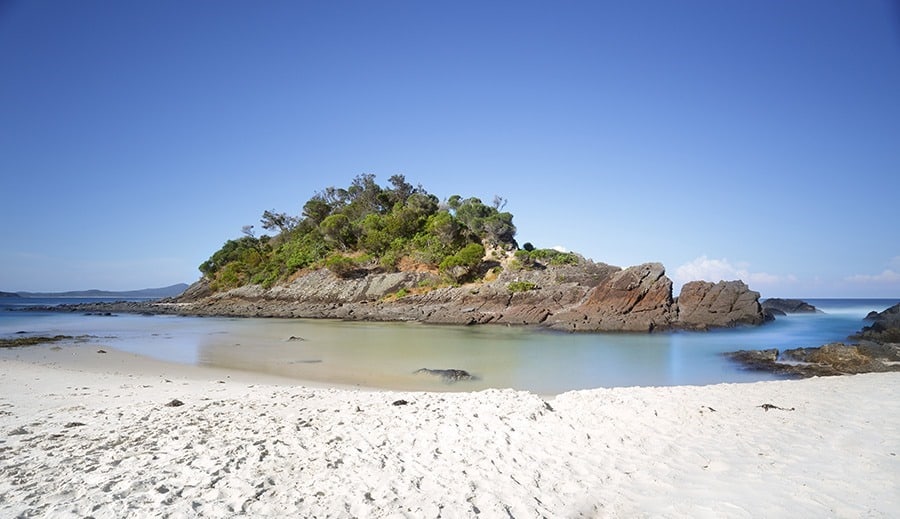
[761,298,818,316]
[65,175,769,332]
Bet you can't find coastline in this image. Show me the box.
[2,349,897,517]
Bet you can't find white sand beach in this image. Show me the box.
[1,345,898,518]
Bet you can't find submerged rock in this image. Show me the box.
[414,368,475,383]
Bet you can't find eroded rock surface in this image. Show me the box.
[729,342,900,378]
[676,280,769,330]
[549,263,674,332]
[35,260,769,333]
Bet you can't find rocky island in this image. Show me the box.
[152,260,767,332]
[45,175,769,332]
[761,297,818,317]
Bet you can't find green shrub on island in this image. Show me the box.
[514,248,579,268]
[324,253,373,278]
[507,281,539,293]
[198,174,519,291]
[439,243,486,282]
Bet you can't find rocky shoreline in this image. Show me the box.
[19,257,899,379]
[727,302,900,378]
[27,260,770,333]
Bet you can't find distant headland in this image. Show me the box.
[5,284,189,299]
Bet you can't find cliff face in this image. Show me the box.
[172,259,767,332]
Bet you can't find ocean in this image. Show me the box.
[1,297,896,394]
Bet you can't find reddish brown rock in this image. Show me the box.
[38,259,774,334]
[676,280,766,330]
[549,263,674,332]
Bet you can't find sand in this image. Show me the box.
[1,345,898,518]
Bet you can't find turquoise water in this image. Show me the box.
[1,298,896,393]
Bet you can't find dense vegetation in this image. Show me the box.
[199,175,522,291]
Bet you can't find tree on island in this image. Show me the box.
[198,174,576,292]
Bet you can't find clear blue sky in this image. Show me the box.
[1,1,898,297]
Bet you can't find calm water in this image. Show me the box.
[1,297,896,394]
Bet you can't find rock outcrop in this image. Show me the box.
[548,263,674,332]
[675,280,769,330]
[729,342,900,378]
[854,302,900,343]
[728,301,900,377]
[38,260,770,333]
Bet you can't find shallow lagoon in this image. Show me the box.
[1,298,895,393]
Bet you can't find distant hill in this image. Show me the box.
[0,291,21,298]
[16,283,189,299]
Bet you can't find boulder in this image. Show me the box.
[551,263,674,332]
[675,280,767,330]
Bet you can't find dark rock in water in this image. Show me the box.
[727,342,900,378]
[782,343,873,375]
[414,368,475,383]
[391,399,410,406]
[762,298,818,315]
[1,335,74,348]
[287,336,306,342]
[726,349,781,372]
[676,280,768,330]
[730,301,900,378]
[165,399,185,407]
[64,422,86,428]
[765,307,787,317]
[853,302,900,343]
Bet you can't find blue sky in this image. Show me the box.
[1,1,898,297]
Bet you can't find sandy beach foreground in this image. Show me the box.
[1,348,898,518]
